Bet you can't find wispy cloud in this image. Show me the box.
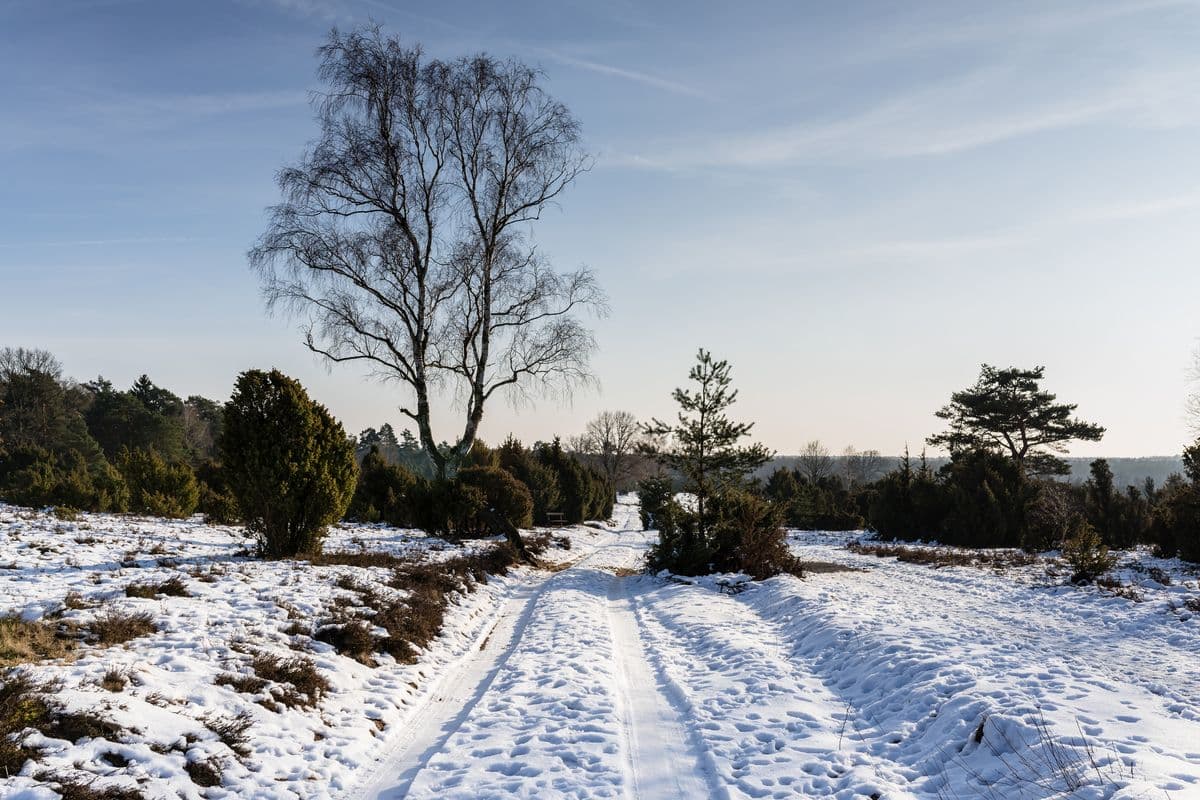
[133,90,310,116]
[1066,193,1200,225]
[621,57,1200,169]
[0,87,310,153]
[0,236,204,248]
[841,234,1031,262]
[535,49,712,100]
[234,0,349,22]
[837,0,1197,68]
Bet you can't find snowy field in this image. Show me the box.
[1,499,1199,798]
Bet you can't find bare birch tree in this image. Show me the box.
[250,26,605,479]
[578,410,642,489]
[797,439,833,484]
[842,445,884,488]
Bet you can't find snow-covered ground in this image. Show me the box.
[2,500,1199,799]
[0,505,605,799]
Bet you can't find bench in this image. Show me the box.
[545,511,566,527]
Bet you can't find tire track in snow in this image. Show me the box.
[607,564,728,799]
[630,576,920,799]
[350,529,622,800]
[350,572,554,799]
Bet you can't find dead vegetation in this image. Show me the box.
[313,538,552,667]
[249,654,329,709]
[1095,576,1144,602]
[795,560,863,575]
[0,672,130,778]
[214,672,268,696]
[99,667,127,692]
[0,615,76,667]
[937,711,1132,799]
[91,609,156,646]
[201,710,253,757]
[123,576,189,599]
[183,755,223,788]
[848,541,1039,571]
[30,774,146,800]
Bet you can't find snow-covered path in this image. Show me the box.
[357,500,724,800]
[349,505,1200,800]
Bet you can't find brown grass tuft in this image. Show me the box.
[0,618,75,666]
[124,576,189,599]
[250,654,329,709]
[100,668,128,693]
[30,774,145,800]
[91,609,157,646]
[202,710,253,757]
[214,672,268,695]
[314,619,377,666]
[185,755,224,787]
[0,615,76,667]
[848,541,1038,570]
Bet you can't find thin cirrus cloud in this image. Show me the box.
[836,0,1197,68]
[617,60,1200,171]
[0,236,205,249]
[534,49,713,100]
[1,88,310,152]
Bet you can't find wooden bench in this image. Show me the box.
[545,511,567,527]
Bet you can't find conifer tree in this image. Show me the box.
[643,349,772,539]
[928,365,1104,476]
[221,370,357,557]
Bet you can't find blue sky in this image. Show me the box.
[3,0,1200,456]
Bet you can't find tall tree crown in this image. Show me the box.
[249,25,604,479]
[928,364,1104,476]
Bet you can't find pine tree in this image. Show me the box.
[928,365,1104,476]
[378,423,399,447]
[643,349,772,540]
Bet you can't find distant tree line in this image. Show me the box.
[0,347,225,519]
[866,365,1200,568]
[636,354,1200,580]
[0,347,628,559]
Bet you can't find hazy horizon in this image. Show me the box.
[4,0,1200,458]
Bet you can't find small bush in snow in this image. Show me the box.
[1061,521,1116,584]
[35,772,147,799]
[116,447,199,519]
[347,445,418,525]
[221,369,357,558]
[456,465,534,534]
[100,668,128,693]
[184,756,224,788]
[708,490,800,580]
[214,672,268,696]
[0,673,55,773]
[250,653,330,709]
[90,609,156,645]
[123,576,189,599]
[647,491,799,580]
[315,618,377,665]
[52,505,80,521]
[636,476,674,531]
[201,710,253,756]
